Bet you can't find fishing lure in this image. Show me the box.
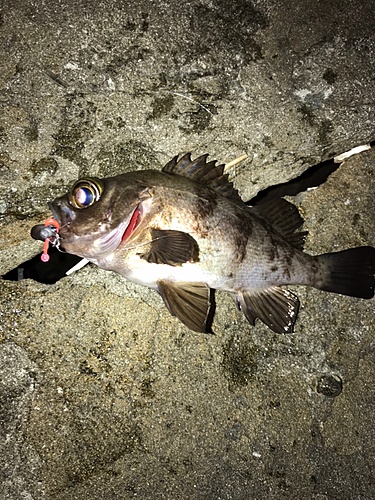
[31,218,60,262]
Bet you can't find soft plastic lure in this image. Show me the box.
[30,218,60,262]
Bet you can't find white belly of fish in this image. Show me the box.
[122,261,219,290]
[93,253,221,291]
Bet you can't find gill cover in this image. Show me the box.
[71,178,103,208]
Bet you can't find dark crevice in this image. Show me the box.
[2,247,82,284]
[2,148,373,284]
[250,140,374,205]
[248,158,339,205]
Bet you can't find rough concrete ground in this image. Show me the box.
[0,0,375,499]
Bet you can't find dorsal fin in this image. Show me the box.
[162,153,245,206]
[250,198,307,250]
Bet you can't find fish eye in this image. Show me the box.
[71,178,103,209]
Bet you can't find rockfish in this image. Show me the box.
[33,154,375,333]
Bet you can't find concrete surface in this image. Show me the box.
[0,0,375,499]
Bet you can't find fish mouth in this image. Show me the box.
[48,201,76,228]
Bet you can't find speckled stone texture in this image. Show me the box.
[0,1,374,498]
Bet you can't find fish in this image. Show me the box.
[34,153,375,334]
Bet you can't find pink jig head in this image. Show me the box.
[40,218,60,262]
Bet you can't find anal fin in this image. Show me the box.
[235,286,300,334]
[157,280,212,333]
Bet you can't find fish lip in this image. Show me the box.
[48,201,76,228]
[48,202,61,225]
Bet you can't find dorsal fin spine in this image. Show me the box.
[161,152,245,206]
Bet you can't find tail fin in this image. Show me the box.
[317,246,375,299]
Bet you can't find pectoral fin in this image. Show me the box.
[235,286,299,334]
[157,280,212,333]
[140,229,199,266]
